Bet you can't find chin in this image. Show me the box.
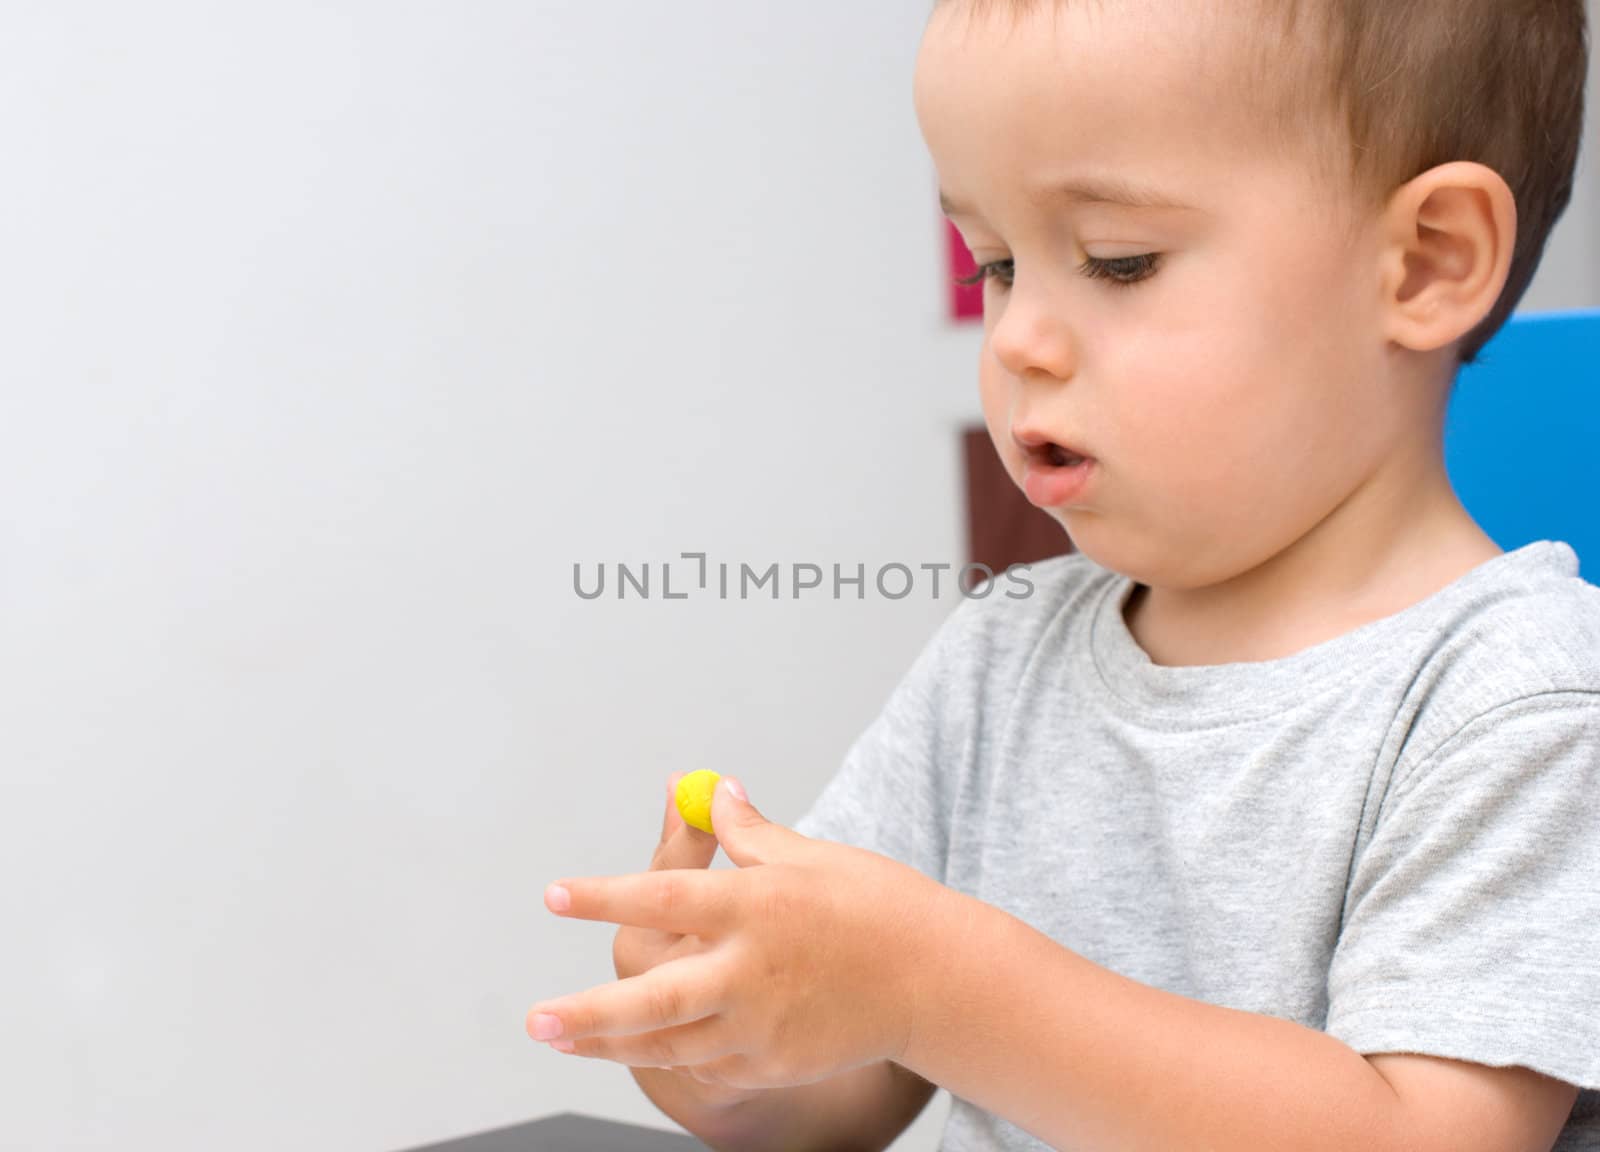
[1057,519,1163,587]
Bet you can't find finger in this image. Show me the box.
[660,772,688,842]
[546,1014,734,1070]
[651,774,718,873]
[685,1051,764,1092]
[613,922,711,981]
[528,950,723,1042]
[709,776,807,870]
[546,868,735,935]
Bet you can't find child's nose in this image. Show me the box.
[988,284,1078,383]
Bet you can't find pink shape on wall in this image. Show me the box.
[946,219,984,322]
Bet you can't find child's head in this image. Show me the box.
[918,0,1587,586]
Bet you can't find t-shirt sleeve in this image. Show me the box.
[1324,691,1600,1090]
[791,595,995,888]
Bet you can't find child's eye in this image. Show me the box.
[1079,253,1161,288]
[953,253,1161,292]
[955,259,1016,290]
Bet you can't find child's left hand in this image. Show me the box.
[526,777,952,1091]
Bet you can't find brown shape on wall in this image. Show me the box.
[963,424,1076,572]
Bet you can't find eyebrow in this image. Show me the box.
[939,177,1194,216]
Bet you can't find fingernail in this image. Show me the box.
[548,1039,576,1053]
[546,884,571,913]
[724,777,747,803]
[531,1013,563,1040]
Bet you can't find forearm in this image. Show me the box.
[899,890,1408,1152]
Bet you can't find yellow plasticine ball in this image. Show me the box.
[675,769,722,834]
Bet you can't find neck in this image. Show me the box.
[1123,442,1501,668]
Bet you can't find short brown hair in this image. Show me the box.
[935,0,1589,366]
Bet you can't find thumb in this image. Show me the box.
[660,772,689,841]
[650,771,717,872]
[712,776,794,868]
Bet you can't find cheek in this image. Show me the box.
[1097,319,1289,513]
[1100,268,1366,550]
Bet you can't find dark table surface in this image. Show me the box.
[396,1112,711,1152]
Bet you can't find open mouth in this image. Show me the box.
[1021,440,1096,508]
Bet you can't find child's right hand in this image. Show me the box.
[612,772,755,1113]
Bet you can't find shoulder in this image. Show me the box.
[1395,541,1600,781]
[1442,543,1600,684]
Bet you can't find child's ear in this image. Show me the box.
[1377,160,1516,355]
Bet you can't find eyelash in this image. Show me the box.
[955,253,1161,291]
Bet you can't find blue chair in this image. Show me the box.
[1445,308,1600,583]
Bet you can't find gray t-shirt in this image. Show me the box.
[794,539,1600,1152]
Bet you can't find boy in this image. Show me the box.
[528,1,1598,1149]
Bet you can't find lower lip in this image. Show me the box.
[1022,455,1096,508]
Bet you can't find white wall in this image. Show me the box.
[1519,0,1600,312]
[0,5,1593,1152]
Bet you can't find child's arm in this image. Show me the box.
[885,686,1600,1152]
[900,889,1578,1152]
[534,711,1595,1152]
